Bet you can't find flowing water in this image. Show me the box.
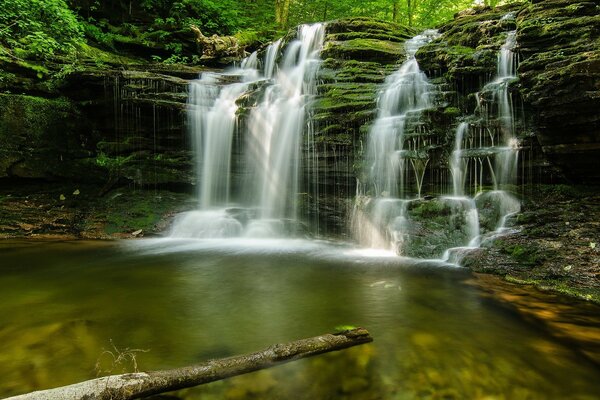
[1,240,599,399]
[354,26,521,259]
[175,24,324,238]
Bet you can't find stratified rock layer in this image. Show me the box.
[517,0,600,182]
[415,0,600,183]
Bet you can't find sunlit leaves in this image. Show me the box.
[0,0,83,59]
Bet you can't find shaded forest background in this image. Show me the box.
[0,0,518,66]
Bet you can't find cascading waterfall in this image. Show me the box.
[247,24,324,224]
[171,24,324,239]
[468,29,521,237]
[365,31,439,199]
[189,71,257,209]
[354,22,521,260]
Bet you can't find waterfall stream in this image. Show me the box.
[171,24,325,239]
[354,24,521,260]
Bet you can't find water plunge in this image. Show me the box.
[173,24,325,238]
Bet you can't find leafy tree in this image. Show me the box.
[0,0,83,59]
[70,0,241,35]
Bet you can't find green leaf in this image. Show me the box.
[334,325,357,332]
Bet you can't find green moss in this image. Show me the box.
[505,275,600,304]
[96,190,189,235]
[326,17,415,38]
[448,45,475,56]
[76,43,140,66]
[408,200,449,218]
[443,107,461,118]
[0,94,78,174]
[327,31,408,43]
[323,38,404,62]
[493,239,547,267]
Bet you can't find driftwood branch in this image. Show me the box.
[7,328,373,400]
[189,24,245,59]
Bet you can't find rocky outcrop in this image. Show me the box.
[0,94,89,180]
[0,63,203,187]
[414,0,600,183]
[301,19,416,231]
[62,66,199,187]
[1,4,598,239]
[462,184,600,303]
[517,0,600,183]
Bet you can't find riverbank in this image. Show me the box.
[462,184,600,303]
[0,181,193,239]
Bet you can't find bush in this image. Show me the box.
[0,0,84,59]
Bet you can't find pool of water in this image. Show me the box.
[0,239,598,399]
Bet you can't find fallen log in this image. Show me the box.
[7,328,373,400]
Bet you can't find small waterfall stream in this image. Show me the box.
[171,24,325,238]
[364,31,439,199]
[354,24,521,260]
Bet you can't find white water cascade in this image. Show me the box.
[365,30,439,199]
[461,29,521,230]
[171,24,325,239]
[355,24,521,260]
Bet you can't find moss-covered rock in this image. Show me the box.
[303,18,415,218]
[0,181,194,239]
[316,18,414,147]
[0,94,96,179]
[516,0,600,182]
[462,184,600,303]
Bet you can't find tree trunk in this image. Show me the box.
[393,0,399,23]
[7,328,373,400]
[275,0,291,28]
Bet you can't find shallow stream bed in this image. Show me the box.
[0,239,598,399]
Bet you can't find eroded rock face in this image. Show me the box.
[0,5,598,232]
[517,0,600,183]
[62,67,197,187]
[0,65,203,186]
[304,18,417,232]
[0,94,94,180]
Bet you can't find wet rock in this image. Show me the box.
[305,18,414,232]
[517,0,600,182]
[462,184,600,303]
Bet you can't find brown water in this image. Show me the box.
[0,239,598,399]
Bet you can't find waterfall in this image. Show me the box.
[248,24,324,221]
[365,30,439,199]
[450,122,468,197]
[353,30,441,255]
[171,24,325,239]
[355,22,521,260]
[189,71,257,209]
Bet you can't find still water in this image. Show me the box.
[0,239,598,399]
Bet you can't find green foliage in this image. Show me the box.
[1,0,526,68]
[0,0,83,59]
[168,0,241,35]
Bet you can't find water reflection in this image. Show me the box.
[0,240,598,399]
